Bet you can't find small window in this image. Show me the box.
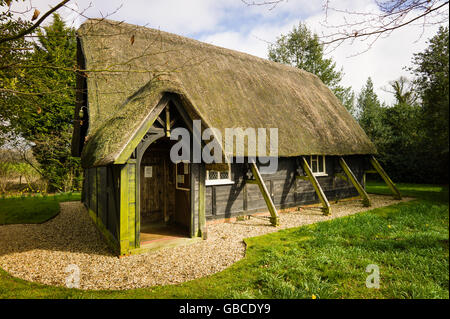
[308,155,327,176]
[206,168,234,186]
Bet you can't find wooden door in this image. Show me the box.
[140,150,166,223]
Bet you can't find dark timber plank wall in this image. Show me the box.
[205,156,365,220]
[80,156,366,246]
[83,166,121,248]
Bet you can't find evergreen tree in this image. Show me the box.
[378,79,423,182]
[412,26,449,183]
[387,76,417,105]
[1,14,80,191]
[355,77,384,143]
[268,23,355,114]
[0,18,32,147]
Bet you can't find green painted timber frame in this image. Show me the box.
[114,96,170,164]
[113,95,207,255]
[119,161,138,255]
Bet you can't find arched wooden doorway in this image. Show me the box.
[139,137,191,244]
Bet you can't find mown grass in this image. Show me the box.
[0,183,448,299]
[0,193,81,225]
[366,181,448,203]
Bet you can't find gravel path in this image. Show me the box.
[0,195,412,290]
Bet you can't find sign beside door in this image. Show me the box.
[144,166,153,178]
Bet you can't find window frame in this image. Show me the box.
[205,167,234,186]
[308,155,327,176]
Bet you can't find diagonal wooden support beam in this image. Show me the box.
[339,157,371,207]
[300,156,331,215]
[156,116,164,127]
[249,162,279,226]
[369,156,402,200]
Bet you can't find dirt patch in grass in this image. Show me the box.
[0,195,412,290]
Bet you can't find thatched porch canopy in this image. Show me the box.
[74,19,376,168]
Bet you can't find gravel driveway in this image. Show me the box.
[0,195,411,290]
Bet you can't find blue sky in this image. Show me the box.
[19,0,445,104]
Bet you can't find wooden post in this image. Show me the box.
[165,104,171,137]
[127,161,136,250]
[249,162,279,226]
[118,160,139,255]
[299,157,331,215]
[363,172,366,188]
[339,157,371,207]
[369,156,402,200]
[163,158,168,223]
[119,164,130,255]
[198,164,206,239]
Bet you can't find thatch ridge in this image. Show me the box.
[76,19,376,168]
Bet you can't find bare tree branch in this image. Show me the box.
[242,0,449,51]
[241,0,284,10]
[321,0,449,45]
[0,0,71,44]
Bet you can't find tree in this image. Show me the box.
[268,23,355,113]
[355,77,384,141]
[377,77,424,182]
[1,1,73,101]
[384,76,417,105]
[0,0,71,45]
[356,77,426,182]
[0,18,33,148]
[412,26,449,182]
[0,14,80,191]
[356,28,449,184]
[0,17,32,94]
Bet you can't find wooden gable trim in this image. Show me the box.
[114,96,170,164]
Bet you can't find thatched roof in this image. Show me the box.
[74,19,376,168]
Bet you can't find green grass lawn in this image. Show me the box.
[0,193,81,225]
[0,183,448,299]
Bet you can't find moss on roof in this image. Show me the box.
[75,19,376,168]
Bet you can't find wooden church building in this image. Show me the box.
[72,19,401,255]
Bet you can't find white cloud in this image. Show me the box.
[199,22,291,58]
[303,1,441,104]
[200,20,298,57]
[9,0,445,104]
[86,0,225,35]
[198,0,442,104]
[329,24,440,104]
